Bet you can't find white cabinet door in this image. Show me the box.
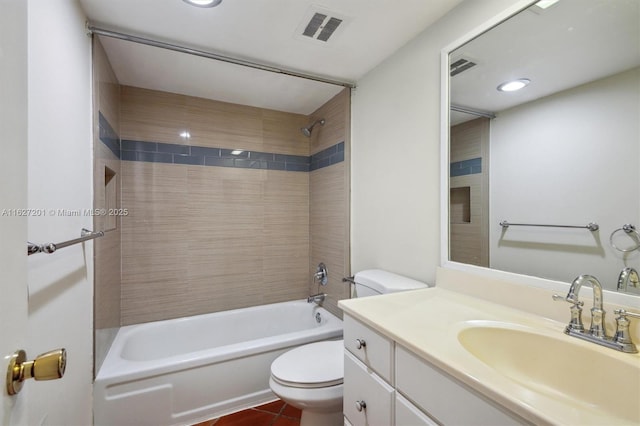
[396,394,438,426]
[344,351,394,426]
[396,346,527,426]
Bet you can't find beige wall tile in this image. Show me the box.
[92,37,122,372]
[186,95,264,150]
[120,86,189,145]
[93,39,120,131]
[263,109,310,156]
[310,163,349,318]
[121,161,190,324]
[307,89,351,318]
[309,89,350,154]
[121,85,311,155]
[118,85,350,325]
[450,118,489,267]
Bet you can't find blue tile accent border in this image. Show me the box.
[121,139,312,171]
[118,139,345,172]
[310,142,344,171]
[98,112,121,159]
[99,111,345,172]
[450,157,482,177]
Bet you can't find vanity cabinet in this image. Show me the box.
[343,314,527,426]
[343,315,395,426]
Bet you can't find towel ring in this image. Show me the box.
[610,224,640,253]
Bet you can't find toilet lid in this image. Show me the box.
[271,340,344,389]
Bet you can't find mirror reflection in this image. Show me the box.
[448,0,639,293]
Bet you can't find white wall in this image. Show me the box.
[0,0,28,424]
[490,68,640,285]
[27,0,93,424]
[351,0,523,283]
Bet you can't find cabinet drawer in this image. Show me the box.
[344,314,393,382]
[396,346,527,426]
[344,351,394,426]
[396,394,438,426]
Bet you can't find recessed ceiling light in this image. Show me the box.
[230,150,244,155]
[497,78,531,92]
[182,0,222,8]
[179,130,191,139]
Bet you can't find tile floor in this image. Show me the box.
[192,400,301,426]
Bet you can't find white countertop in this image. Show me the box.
[339,286,640,426]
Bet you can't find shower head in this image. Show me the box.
[301,119,325,137]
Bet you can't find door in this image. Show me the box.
[1,0,30,423]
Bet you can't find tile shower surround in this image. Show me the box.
[99,111,348,324]
[101,113,345,172]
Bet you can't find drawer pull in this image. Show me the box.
[355,400,367,412]
[355,338,367,349]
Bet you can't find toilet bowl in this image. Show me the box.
[269,269,428,426]
[269,340,344,426]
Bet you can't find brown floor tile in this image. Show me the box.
[254,400,286,414]
[214,409,276,426]
[279,404,302,419]
[272,417,300,426]
[190,399,303,426]
[191,420,218,426]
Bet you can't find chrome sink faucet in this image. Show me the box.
[617,267,640,294]
[566,274,606,337]
[554,274,639,353]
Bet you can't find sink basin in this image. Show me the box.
[458,324,640,423]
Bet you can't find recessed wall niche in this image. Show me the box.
[104,166,117,231]
[450,186,471,224]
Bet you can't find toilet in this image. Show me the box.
[269,269,429,426]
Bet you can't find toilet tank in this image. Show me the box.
[353,269,429,298]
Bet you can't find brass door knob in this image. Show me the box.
[6,348,66,395]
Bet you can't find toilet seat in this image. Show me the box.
[271,340,343,389]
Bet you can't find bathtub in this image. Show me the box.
[94,300,343,426]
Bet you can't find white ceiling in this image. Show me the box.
[79,0,465,115]
[450,0,640,124]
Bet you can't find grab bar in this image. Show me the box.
[499,221,599,232]
[27,228,105,255]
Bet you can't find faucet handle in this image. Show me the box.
[612,309,640,353]
[553,294,585,333]
[314,263,328,286]
[614,309,640,320]
[552,294,583,306]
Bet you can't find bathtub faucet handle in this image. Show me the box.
[314,263,328,285]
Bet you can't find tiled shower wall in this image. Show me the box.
[308,90,350,318]
[117,86,351,324]
[92,38,122,372]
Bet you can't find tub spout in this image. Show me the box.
[307,293,326,304]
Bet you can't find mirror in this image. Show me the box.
[447,0,639,294]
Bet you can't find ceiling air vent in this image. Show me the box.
[450,57,477,77]
[296,7,348,44]
[303,13,327,37]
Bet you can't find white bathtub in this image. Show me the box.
[94,300,343,426]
